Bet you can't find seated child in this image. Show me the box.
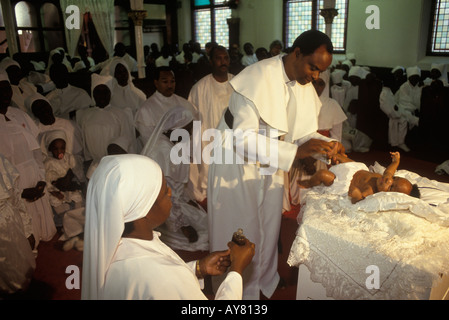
[43,130,86,251]
[298,152,420,204]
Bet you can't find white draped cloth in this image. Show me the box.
[317,96,347,141]
[45,84,93,119]
[188,73,234,202]
[82,154,242,300]
[100,58,146,116]
[141,107,209,252]
[207,55,333,299]
[0,155,36,294]
[135,90,197,146]
[0,108,56,245]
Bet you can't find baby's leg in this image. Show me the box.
[297,170,335,188]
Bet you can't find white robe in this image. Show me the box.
[103,236,242,300]
[135,91,197,146]
[11,78,38,115]
[241,54,258,67]
[76,105,136,162]
[317,96,347,141]
[188,73,234,202]
[207,55,332,299]
[395,80,422,114]
[0,109,56,244]
[0,155,36,294]
[46,84,93,119]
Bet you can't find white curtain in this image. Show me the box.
[85,0,115,58]
[60,0,115,58]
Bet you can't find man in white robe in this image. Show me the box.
[100,58,147,116]
[207,30,345,300]
[0,74,56,248]
[188,46,234,204]
[0,154,36,296]
[45,63,93,120]
[330,69,350,108]
[135,67,197,147]
[82,154,254,300]
[393,66,422,152]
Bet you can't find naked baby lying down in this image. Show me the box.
[298,152,421,204]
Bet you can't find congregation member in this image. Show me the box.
[46,63,93,120]
[423,63,448,87]
[141,106,208,252]
[0,57,37,114]
[81,154,255,300]
[188,46,234,205]
[207,30,345,300]
[101,58,147,117]
[0,154,36,296]
[135,66,197,147]
[393,66,422,152]
[0,72,56,249]
[241,42,258,67]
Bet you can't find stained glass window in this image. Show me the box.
[285,0,348,52]
[429,0,449,55]
[192,0,232,49]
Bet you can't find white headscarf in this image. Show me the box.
[348,66,369,79]
[81,154,163,300]
[24,92,51,114]
[0,57,20,70]
[91,73,113,97]
[406,66,421,78]
[43,129,67,152]
[141,106,193,157]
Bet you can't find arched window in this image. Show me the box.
[284,0,348,52]
[14,1,65,53]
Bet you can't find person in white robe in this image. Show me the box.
[393,66,422,152]
[45,63,93,120]
[188,46,234,204]
[207,30,345,300]
[0,154,36,296]
[330,68,350,107]
[0,73,56,248]
[241,42,258,67]
[76,74,137,171]
[81,154,255,300]
[141,106,208,252]
[42,130,85,251]
[343,65,369,127]
[0,58,37,115]
[423,63,448,87]
[101,58,146,116]
[26,93,85,180]
[135,67,197,147]
[45,47,73,75]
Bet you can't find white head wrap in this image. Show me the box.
[141,106,193,157]
[331,69,346,84]
[342,60,353,68]
[406,66,421,78]
[348,66,369,79]
[43,129,67,152]
[391,66,405,74]
[81,154,163,300]
[24,92,51,114]
[91,73,113,96]
[0,57,20,70]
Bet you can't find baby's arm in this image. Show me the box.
[378,152,400,191]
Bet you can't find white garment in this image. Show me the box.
[317,96,347,141]
[155,55,172,67]
[46,84,93,119]
[0,155,36,294]
[76,105,136,162]
[395,80,422,114]
[10,78,38,115]
[135,90,197,146]
[241,54,258,67]
[104,236,242,299]
[82,154,242,300]
[141,107,208,252]
[188,73,234,202]
[0,109,56,244]
[208,55,332,299]
[103,58,147,116]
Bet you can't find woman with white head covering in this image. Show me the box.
[82,154,255,300]
[100,58,146,116]
[141,106,208,252]
[423,63,448,87]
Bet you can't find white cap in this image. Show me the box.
[406,66,421,77]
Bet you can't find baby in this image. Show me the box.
[43,130,85,250]
[298,152,420,204]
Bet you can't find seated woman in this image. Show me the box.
[82,154,255,300]
[140,106,208,252]
[298,152,420,204]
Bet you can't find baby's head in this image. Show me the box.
[49,138,66,160]
[391,177,420,199]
